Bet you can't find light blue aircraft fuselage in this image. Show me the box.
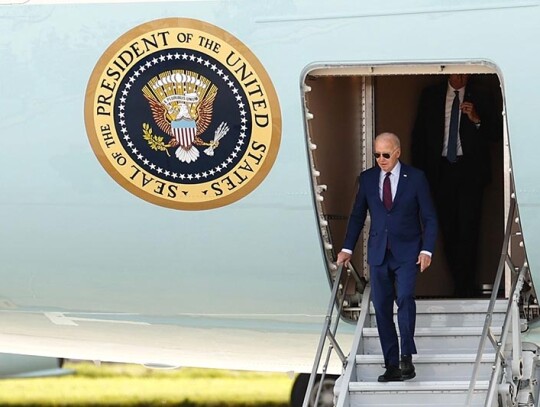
[0,0,538,377]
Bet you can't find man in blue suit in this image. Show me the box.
[337,133,438,382]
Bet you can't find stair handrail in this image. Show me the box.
[465,196,515,405]
[302,264,351,407]
[465,195,530,406]
[482,265,527,406]
[334,284,372,407]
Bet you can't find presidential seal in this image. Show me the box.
[85,18,281,210]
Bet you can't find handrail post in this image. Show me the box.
[511,273,524,382]
[302,265,345,407]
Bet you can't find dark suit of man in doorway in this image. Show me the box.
[411,74,500,298]
[337,133,438,382]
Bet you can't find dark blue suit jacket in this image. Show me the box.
[411,82,501,191]
[343,163,438,266]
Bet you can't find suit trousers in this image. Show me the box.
[371,249,418,368]
[436,158,483,297]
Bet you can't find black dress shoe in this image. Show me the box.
[378,365,403,382]
[401,356,416,380]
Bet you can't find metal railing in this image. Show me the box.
[484,266,528,406]
[302,264,353,407]
[334,284,372,407]
[466,196,532,406]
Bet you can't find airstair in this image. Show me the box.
[339,295,511,406]
[303,198,540,407]
[305,273,539,407]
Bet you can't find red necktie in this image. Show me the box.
[383,172,392,210]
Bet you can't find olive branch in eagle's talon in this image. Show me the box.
[142,123,172,157]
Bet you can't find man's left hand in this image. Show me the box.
[417,253,431,273]
[460,101,480,124]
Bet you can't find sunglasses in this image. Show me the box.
[373,149,398,159]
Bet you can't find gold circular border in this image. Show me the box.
[84,18,281,210]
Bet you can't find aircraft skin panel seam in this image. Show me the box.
[255,3,538,24]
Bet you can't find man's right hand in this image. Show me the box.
[336,251,352,267]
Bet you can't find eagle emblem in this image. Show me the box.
[142,70,229,163]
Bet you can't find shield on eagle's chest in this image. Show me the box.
[171,119,197,147]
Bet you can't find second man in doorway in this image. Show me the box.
[411,74,500,298]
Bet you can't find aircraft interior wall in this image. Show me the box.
[305,71,505,298]
[305,76,366,276]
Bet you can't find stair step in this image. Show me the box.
[369,299,507,314]
[356,353,496,364]
[355,354,496,381]
[362,326,502,337]
[349,381,489,406]
[371,312,506,328]
[362,327,501,354]
[348,399,484,407]
[369,300,507,328]
[349,379,489,392]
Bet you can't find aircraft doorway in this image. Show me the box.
[303,64,506,299]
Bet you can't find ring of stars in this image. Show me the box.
[115,51,250,182]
